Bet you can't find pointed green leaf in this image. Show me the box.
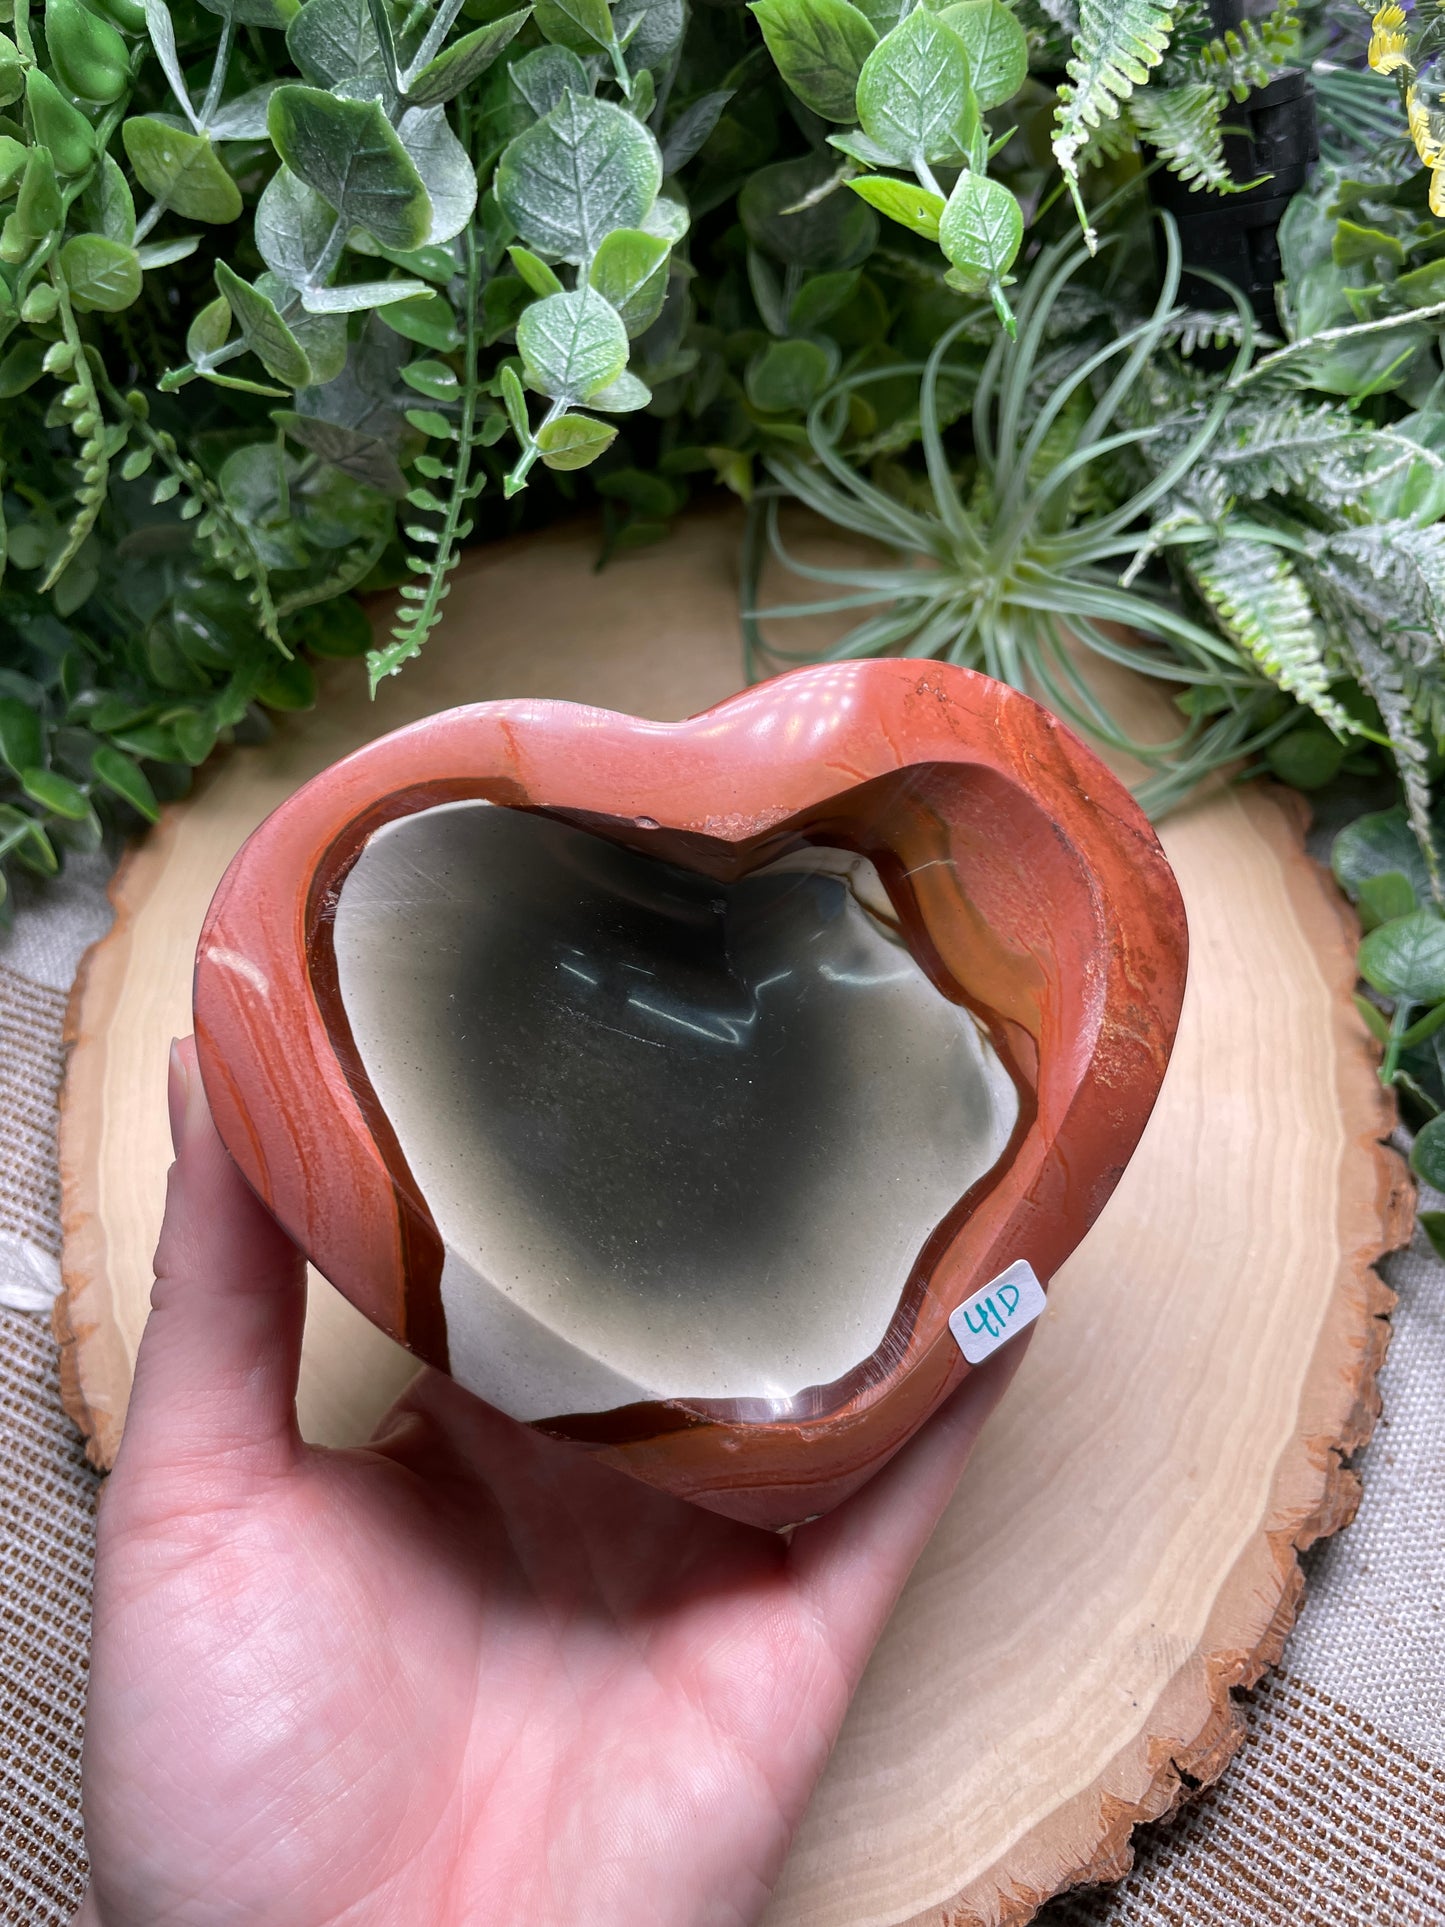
[938,0,1026,109]
[534,0,613,53]
[536,411,617,468]
[91,746,160,820]
[508,242,565,294]
[268,85,431,249]
[856,5,977,166]
[0,699,43,774]
[847,172,943,238]
[938,167,1022,282]
[21,767,90,819]
[215,260,313,386]
[749,0,876,122]
[403,8,529,105]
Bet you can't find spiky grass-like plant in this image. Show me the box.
[742,224,1291,813]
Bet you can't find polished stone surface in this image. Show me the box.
[333,801,1020,1417]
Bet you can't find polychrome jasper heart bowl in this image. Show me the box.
[193,658,1187,1529]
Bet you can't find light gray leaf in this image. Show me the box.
[516,283,629,400]
[207,82,284,139]
[396,104,478,243]
[144,0,201,129]
[275,409,410,494]
[640,193,687,243]
[614,0,684,70]
[287,0,394,89]
[256,164,339,287]
[659,87,732,171]
[268,85,431,251]
[584,368,651,410]
[136,235,200,268]
[300,276,428,310]
[496,89,662,265]
[510,43,591,115]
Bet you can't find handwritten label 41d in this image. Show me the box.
[948,1260,1047,1365]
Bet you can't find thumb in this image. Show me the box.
[115,1036,307,1481]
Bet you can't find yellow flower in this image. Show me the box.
[1409,89,1445,168]
[1369,1,1410,73]
[1432,167,1445,219]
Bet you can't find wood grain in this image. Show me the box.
[55,509,1409,1924]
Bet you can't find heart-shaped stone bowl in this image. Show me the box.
[193,658,1187,1529]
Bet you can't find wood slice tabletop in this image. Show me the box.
[54,508,1411,1926]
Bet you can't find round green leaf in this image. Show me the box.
[588,227,670,337]
[856,6,976,166]
[847,173,944,240]
[938,168,1022,283]
[1411,1112,1445,1191]
[395,106,477,246]
[939,0,1027,109]
[740,152,878,270]
[1357,872,1419,930]
[1265,722,1346,790]
[256,656,318,710]
[536,411,618,469]
[59,233,143,313]
[268,85,432,251]
[1359,909,1445,1004]
[496,92,663,266]
[122,118,242,224]
[516,284,629,402]
[1333,805,1434,906]
[749,0,876,122]
[746,336,836,412]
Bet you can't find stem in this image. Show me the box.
[198,14,235,128]
[1381,998,1413,1086]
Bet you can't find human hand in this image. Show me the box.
[78,1037,1023,1927]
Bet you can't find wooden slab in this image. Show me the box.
[55,509,1409,1925]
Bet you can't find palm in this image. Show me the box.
[81,1045,1020,1927]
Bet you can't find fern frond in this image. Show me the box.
[1301,521,1445,882]
[1194,0,1299,101]
[1159,307,1253,357]
[1189,535,1354,730]
[1053,0,1177,247]
[1185,398,1445,513]
[1129,82,1232,191]
[368,228,485,690]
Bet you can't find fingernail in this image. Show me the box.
[167,1038,191,1153]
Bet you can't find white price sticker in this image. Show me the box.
[948,1260,1046,1364]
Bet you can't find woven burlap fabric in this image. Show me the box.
[0,857,1441,1926]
